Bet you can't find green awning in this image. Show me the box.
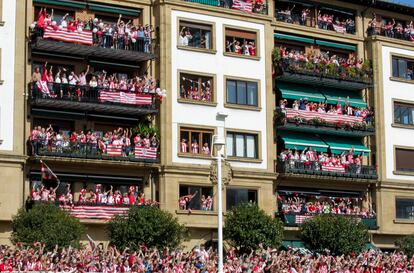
[282,240,306,249]
[33,0,87,9]
[320,89,367,108]
[274,33,314,44]
[315,40,357,52]
[88,3,141,17]
[364,242,377,250]
[277,83,325,102]
[320,135,370,154]
[278,131,328,153]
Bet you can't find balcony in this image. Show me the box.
[30,28,156,63]
[183,0,268,15]
[275,108,375,137]
[30,83,159,116]
[277,213,378,229]
[31,142,159,164]
[367,19,414,44]
[273,50,373,90]
[277,158,377,180]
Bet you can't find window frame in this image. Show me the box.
[392,99,414,129]
[225,129,261,162]
[179,184,214,211]
[224,75,261,110]
[390,54,414,84]
[226,187,258,211]
[394,145,414,176]
[177,70,217,106]
[223,25,260,60]
[177,17,216,54]
[178,124,216,158]
[395,197,414,221]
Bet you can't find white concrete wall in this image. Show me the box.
[381,45,414,182]
[170,10,267,169]
[0,0,16,151]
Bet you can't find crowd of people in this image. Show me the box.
[179,191,213,212]
[279,147,365,171]
[278,194,375,218]
[30,182,158,207]
[30,125,159,157]
[33,8,154,52]
[31,63,159,99]
[225,39,256,56]
[180,77,212,102]
[368,13,414,42]
[276,5,356,34]
[2,243,414,272]
[278,99,374,123]
[180,138,211,156]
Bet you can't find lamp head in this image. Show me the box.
[213,135,226,152]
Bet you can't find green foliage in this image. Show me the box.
[224,203,283,253]
[132,123,159,139]
[396,235,414,257]
[106,206,188,250]
[272,48,281,63]
[11,203,85,250]
[300,215,369,255]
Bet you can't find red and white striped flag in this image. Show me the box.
[99,91,153,105]
[60,205,129,220]
[232,0,253,12]
[43,26,93,45]
[135,147,157,159]
[36,81,51,96]
[106,145,123,157]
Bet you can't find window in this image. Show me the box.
[179,127,213,156]
[392,56,414,81]
[179,72,213,102]
[178,20,213,50]
[225,27,258,57]
[179,185,213,210]
[226,79,258,106]
[226,132,258,159]
[395,148,414,173]
[394,102,414,126]
[226,188,257,210]
[396,198,414,220]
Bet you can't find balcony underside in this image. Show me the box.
[30,98,158,116]
[276,72,372,91]
[31,38,156,63]
[277,123,375,137]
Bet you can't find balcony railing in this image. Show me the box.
[274,55,373,90]
[275,108,375,136]
[277,158,377,180]
[184,0,268,15]
[277,213,378,229]
[30,82,158,115]
[30,142,159,163]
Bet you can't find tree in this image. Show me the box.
[300,215,369,255]
[11,203,85,250]
[224,203,283,253]
[106,206,188,250]
[396,235,414,257]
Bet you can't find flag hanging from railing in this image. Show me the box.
[60,204,129,220]
[135,147,157,159]
[232,0,253,12]
[99,91,153,105]
[106,145,123,157]
[43,26,93,45]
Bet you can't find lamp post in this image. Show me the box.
[212,135,225,273]
[213,111,227,273]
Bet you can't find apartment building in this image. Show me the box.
[0,0,412,249]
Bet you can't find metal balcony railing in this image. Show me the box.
[184,0,268,15]
[277,158,377,180]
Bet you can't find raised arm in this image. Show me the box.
[85,65,90,76]
[117,14,122,25]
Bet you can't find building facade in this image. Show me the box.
[0,0,413,249]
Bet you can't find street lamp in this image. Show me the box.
[213,111,227,273]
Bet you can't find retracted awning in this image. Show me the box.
[277,83,326,102]
[315,40,357,51]
[320,89,367,108]
[88,3,141,17]
[282,240,306,249]
[320,135,370,154]
[278,131,329,153]
[33,0,87,9]
[274,33,314,44]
